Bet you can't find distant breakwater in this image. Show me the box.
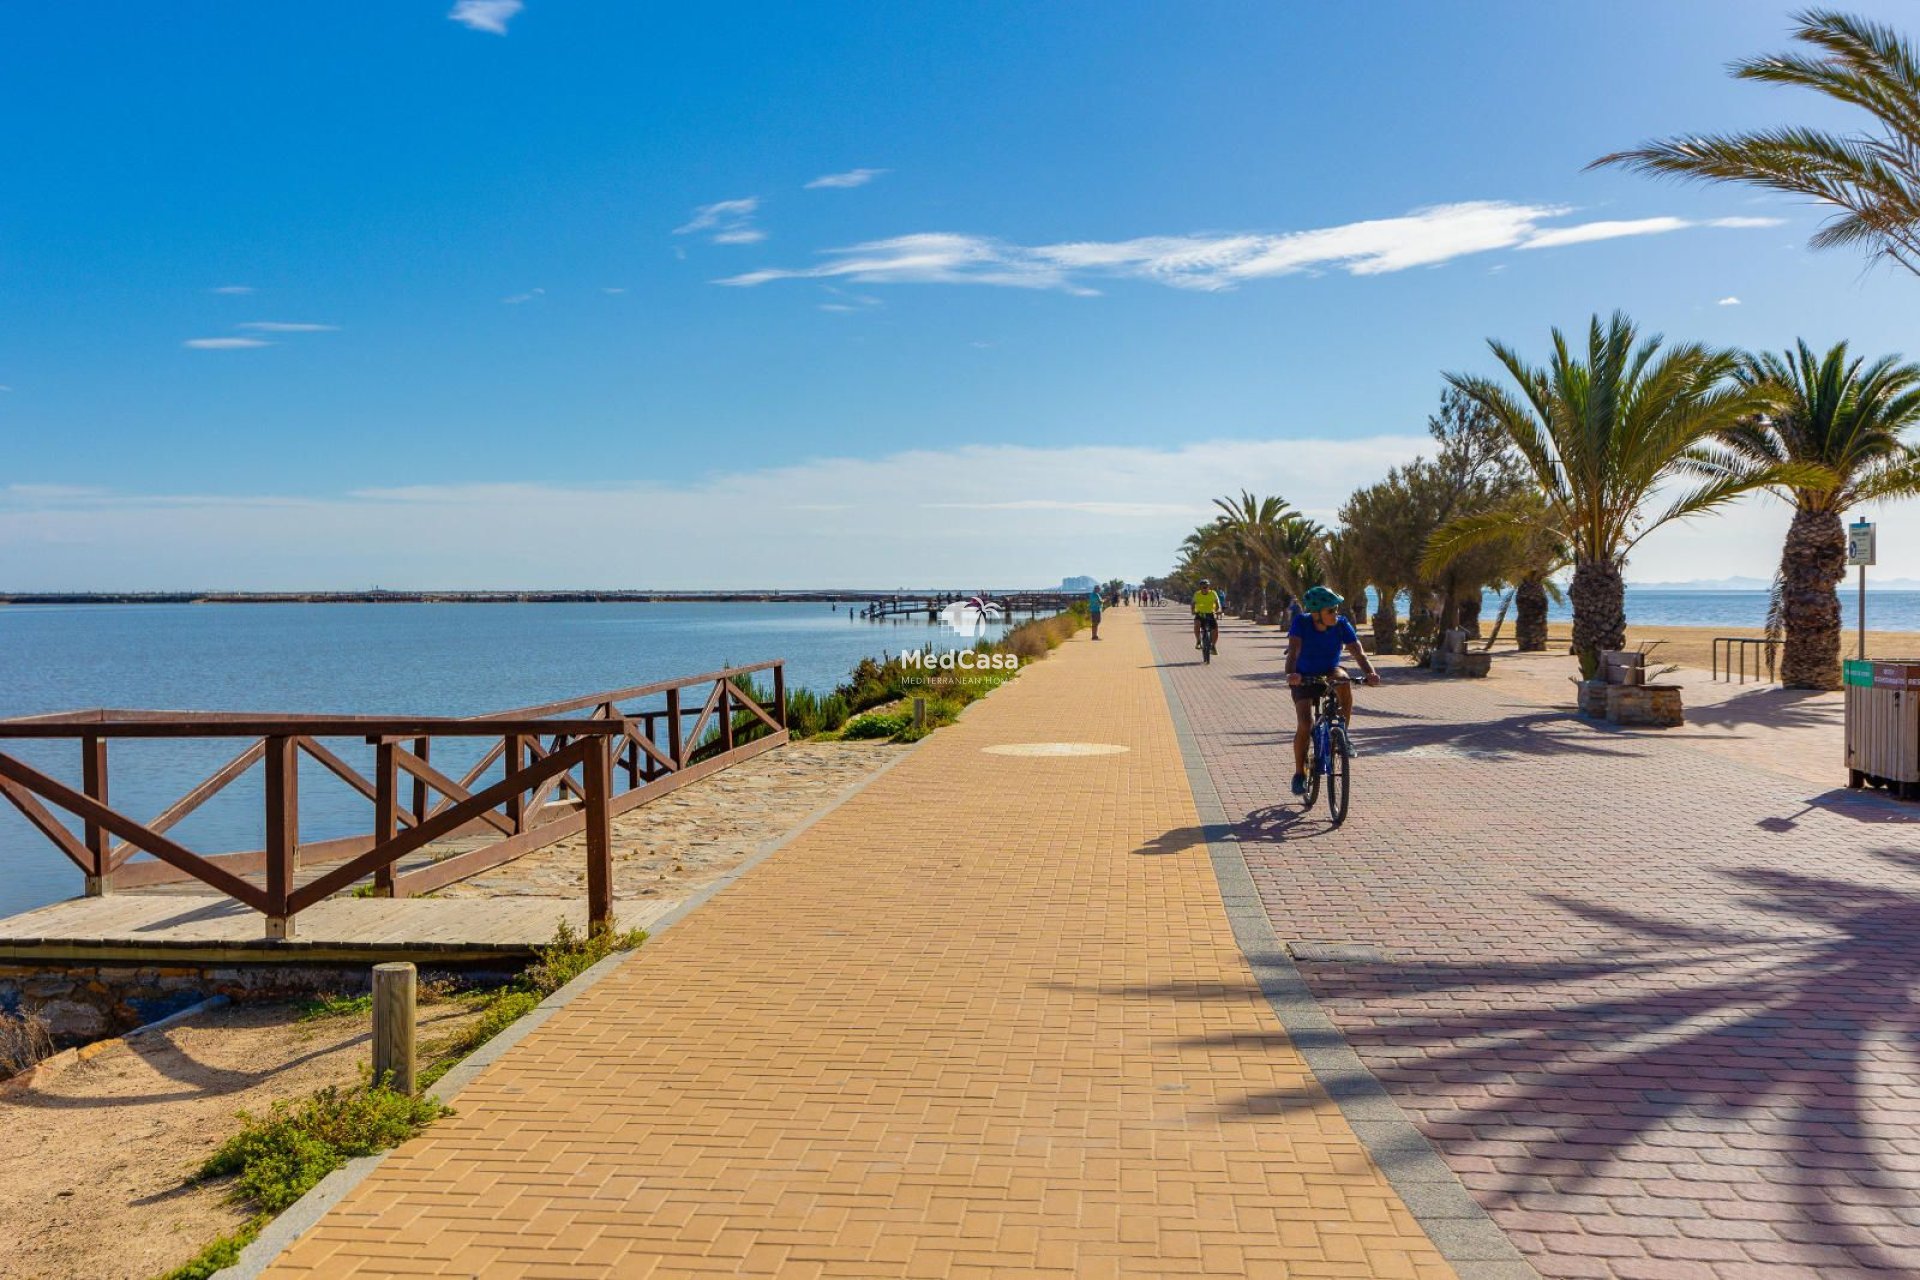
[2,590,992,606]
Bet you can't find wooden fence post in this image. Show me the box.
[372,962,417,1095]
[410,736,430,826]
[82,735,110,896]
[718,682,734,753]
[373,740,398,897]
[773,663,787,730]
[583,735,613,933]
[264,735,298,940]
[504,734,526,832]
[666,688,683,768]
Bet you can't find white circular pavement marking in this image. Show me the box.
[981,742,1130,756]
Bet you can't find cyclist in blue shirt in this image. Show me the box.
[1285,586,1379,795]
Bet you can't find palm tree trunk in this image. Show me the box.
[1371,586,1399,655]
[1457,592,1482,639]
[1569,557,1626,673]
[1778,506,1845,690]
[1515,577,1549,652]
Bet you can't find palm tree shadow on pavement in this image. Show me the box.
[1345,705,1643,762]
[1679,685,1840,733]
[1129,855,1920,1273]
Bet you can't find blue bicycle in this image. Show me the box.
[1298,675,1351,826]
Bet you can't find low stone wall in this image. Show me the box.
[0,959,519,1043]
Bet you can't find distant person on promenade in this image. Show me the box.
[1285,586,1380,795]
[1191,579,1222,651]
[1088,587,1103,640]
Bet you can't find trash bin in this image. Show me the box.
[1844,659,1920,797]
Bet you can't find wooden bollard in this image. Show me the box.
[913,697,926,730]
[372,962,417,1095]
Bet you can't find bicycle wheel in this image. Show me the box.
[1202,629,1214,663]
[1326,724,1351,826]
[1302,731,1322,808]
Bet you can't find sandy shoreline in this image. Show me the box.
[1527,621,1920,672]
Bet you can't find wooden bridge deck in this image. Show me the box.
[0,891,674,965]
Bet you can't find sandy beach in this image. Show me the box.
[1520,621,1920,672]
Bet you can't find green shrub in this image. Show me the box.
[843,710,910,739]
[524,918,647,996]
[161,1219,264,1280]
[197,1084,448,1215]
[784,687,850,737]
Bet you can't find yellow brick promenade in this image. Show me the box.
[267,611,1453,1279]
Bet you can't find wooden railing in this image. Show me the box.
[0,662,787,938]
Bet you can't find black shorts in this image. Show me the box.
[1291,674,1340,703]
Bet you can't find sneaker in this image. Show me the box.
[1290,773,1306,796]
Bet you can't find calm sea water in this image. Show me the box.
[1540,588,1920,630]
[0,602,1009,918]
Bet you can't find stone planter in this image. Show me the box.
[1444,651,1491,678]
[1606,683,1684,728]
[1576,679,1609,718]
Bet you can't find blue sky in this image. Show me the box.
[4,1,1919,588]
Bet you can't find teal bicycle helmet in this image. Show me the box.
[1301,585,1344,612]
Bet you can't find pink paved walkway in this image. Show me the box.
[1148,608,1920,1280]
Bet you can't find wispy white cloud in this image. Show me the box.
[1718,296,1743,306]
[601,287,626,295]
[1518,216,1689,249]
[675,197,762,245]
[209,284,254,295]
[449,0,522,34]
[1519,214,1780,251]
[805,168,887,190]
[721,202,1786,294]
[183,337,271,350]
[502,287,545,304]
[236,321,339,333]
[0,385,11,392]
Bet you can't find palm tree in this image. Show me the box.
[1317,530,1373,629]
[1339,472,1426,653]
[1424,491,1569,652]
[1207,492,1321,620]
[1722,340,1920,688]
[1436,312,1800,676]
[1595,11,1920,276]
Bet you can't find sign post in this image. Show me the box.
[1848,519,1877,660]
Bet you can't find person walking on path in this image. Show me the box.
[1286,585,1379,795]
[1088,586,1103,640]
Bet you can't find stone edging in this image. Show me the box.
[214,739,924,1280]
[1142,616,1540,1280]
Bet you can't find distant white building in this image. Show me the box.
[1059,575,1097,592]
